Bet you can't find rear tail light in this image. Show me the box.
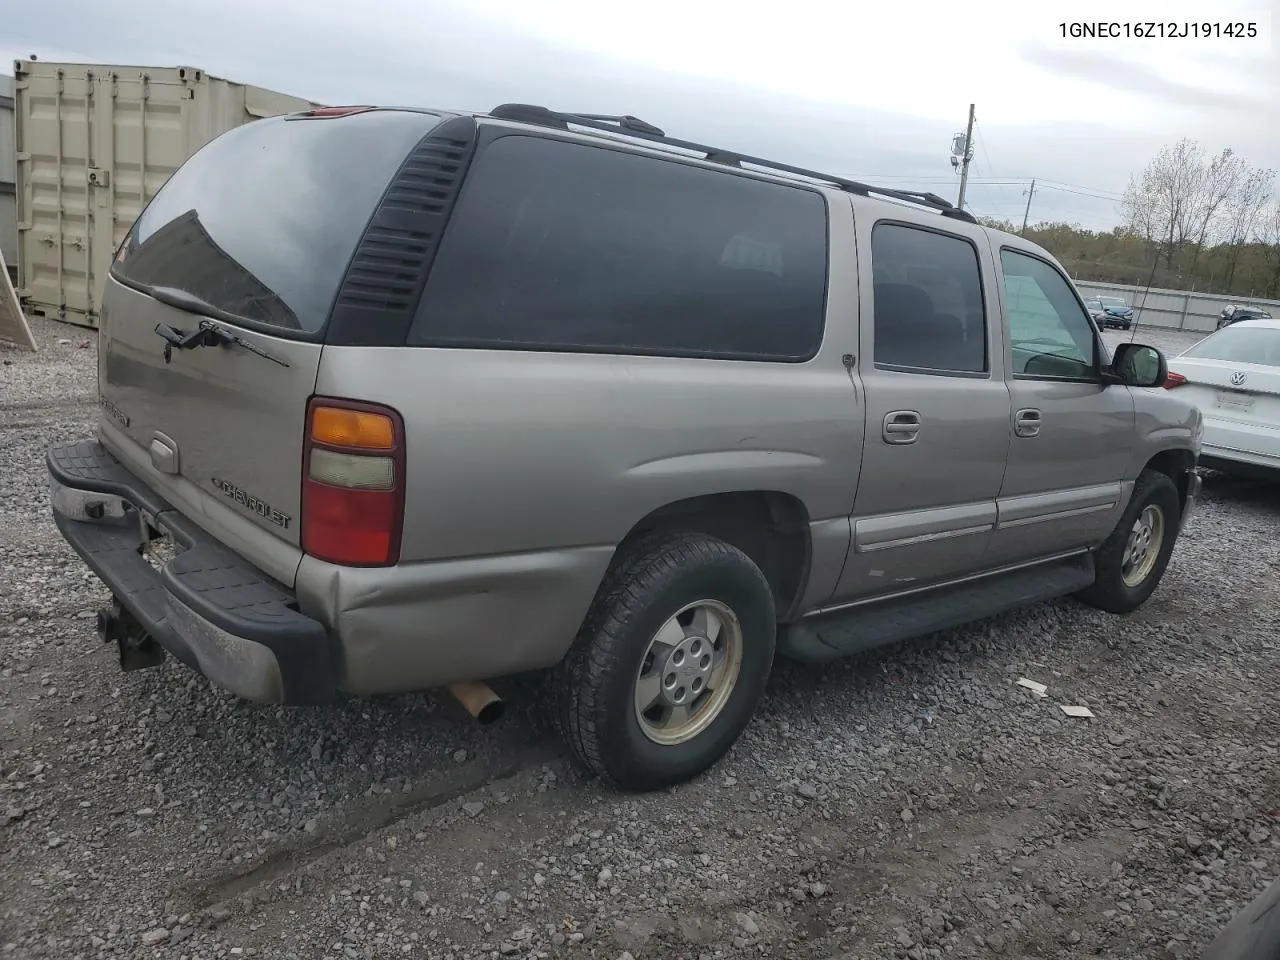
[302,398,405,566]
[1164,371,1188,390]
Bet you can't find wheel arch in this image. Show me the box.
[1142,447,1197,513]
[618,491,813,622]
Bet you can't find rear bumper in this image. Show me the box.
[47,441,336,705]
[1199,440,1280,472]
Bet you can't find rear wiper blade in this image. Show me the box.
[146,285,222,317]
[153,319,290,368]
[145,285,290,367]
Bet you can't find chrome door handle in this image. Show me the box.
[883,410,921,445]
[1015,408,1041,438]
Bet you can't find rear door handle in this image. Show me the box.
[883,410,921,445]
[1015,408,1042,438]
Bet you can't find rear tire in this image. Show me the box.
[547,531,776,792]
[1076,468,1181,614]
[1201,875,1280,960]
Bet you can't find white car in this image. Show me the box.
[1166,319,1280,478]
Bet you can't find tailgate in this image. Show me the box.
[95,108,446,584]
[99,279,321,547]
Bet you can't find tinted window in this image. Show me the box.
[113,111,442,334]
[1000,249,1098,379]
[408,135,828,361]
[871,224,986,373]
[1182,325,1280,365]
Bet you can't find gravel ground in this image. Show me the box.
[2,317,1278,960]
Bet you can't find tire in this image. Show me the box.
[1076,468,1181,614]
[547,531,776,791]
[1201,875,1280,960]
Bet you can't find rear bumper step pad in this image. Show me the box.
[47,440,336,705]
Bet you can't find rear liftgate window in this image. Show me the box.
[111,110,443,336]
[408,135,829,361]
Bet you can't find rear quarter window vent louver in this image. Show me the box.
[326,117,479,346]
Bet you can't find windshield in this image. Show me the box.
[111,110,442,336]
[1181,325,1280,366]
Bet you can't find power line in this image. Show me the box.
[1034,183,1124,203]
[1034,178,1126,199]
[849,171,1123,199]
[975,125,998,180]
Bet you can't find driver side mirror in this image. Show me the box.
[1105,342,1167,388]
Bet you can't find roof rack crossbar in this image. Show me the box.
[489,104,979,224]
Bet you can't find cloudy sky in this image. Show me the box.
[4,0,1276,231]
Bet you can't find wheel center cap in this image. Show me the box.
[659,634,715,705]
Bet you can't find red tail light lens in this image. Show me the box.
[1164,371,1188,389]
[302,398,405,566]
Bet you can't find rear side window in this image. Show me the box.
[871,223,987,374]
[112,110,442,335]
[408,135,828,361]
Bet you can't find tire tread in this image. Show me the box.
[547,531,773,789]
[1077,468,1181,614]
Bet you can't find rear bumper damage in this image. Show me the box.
[47,441,336,705]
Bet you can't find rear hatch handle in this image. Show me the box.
[153,317,290,368]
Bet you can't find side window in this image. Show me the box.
[871,223,987,374]
[408,135,829,361]
[1000,249,1098,379]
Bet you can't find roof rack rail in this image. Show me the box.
[487,104,979,225]
[571,113,667,137]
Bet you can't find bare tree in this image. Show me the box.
[1122,139,1246,268]
[1223,166,1276,286]
[1187,148,1248,266]
[1262,202,1280,298]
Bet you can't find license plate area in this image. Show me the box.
[136,511,178,572]
[1215,389,1254,412]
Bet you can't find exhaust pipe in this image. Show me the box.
[448,681,505,725]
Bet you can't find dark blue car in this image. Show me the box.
[1084,295,1135,330]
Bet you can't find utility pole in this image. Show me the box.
[1020,179,1037,234]
[956,103,976,211]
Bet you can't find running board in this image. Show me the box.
[779,553,1096,663]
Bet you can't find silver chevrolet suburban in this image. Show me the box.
[47,104,1203,792]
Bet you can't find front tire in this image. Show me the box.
[547,531,776,791]
[1076,469,1181,614]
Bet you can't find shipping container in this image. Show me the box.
[1,74,16,278]
[13,60,321,328]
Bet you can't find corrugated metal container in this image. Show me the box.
[1,74,17,275]
[13,60,321,328]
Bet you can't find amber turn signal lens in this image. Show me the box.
[310,406,395,450]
